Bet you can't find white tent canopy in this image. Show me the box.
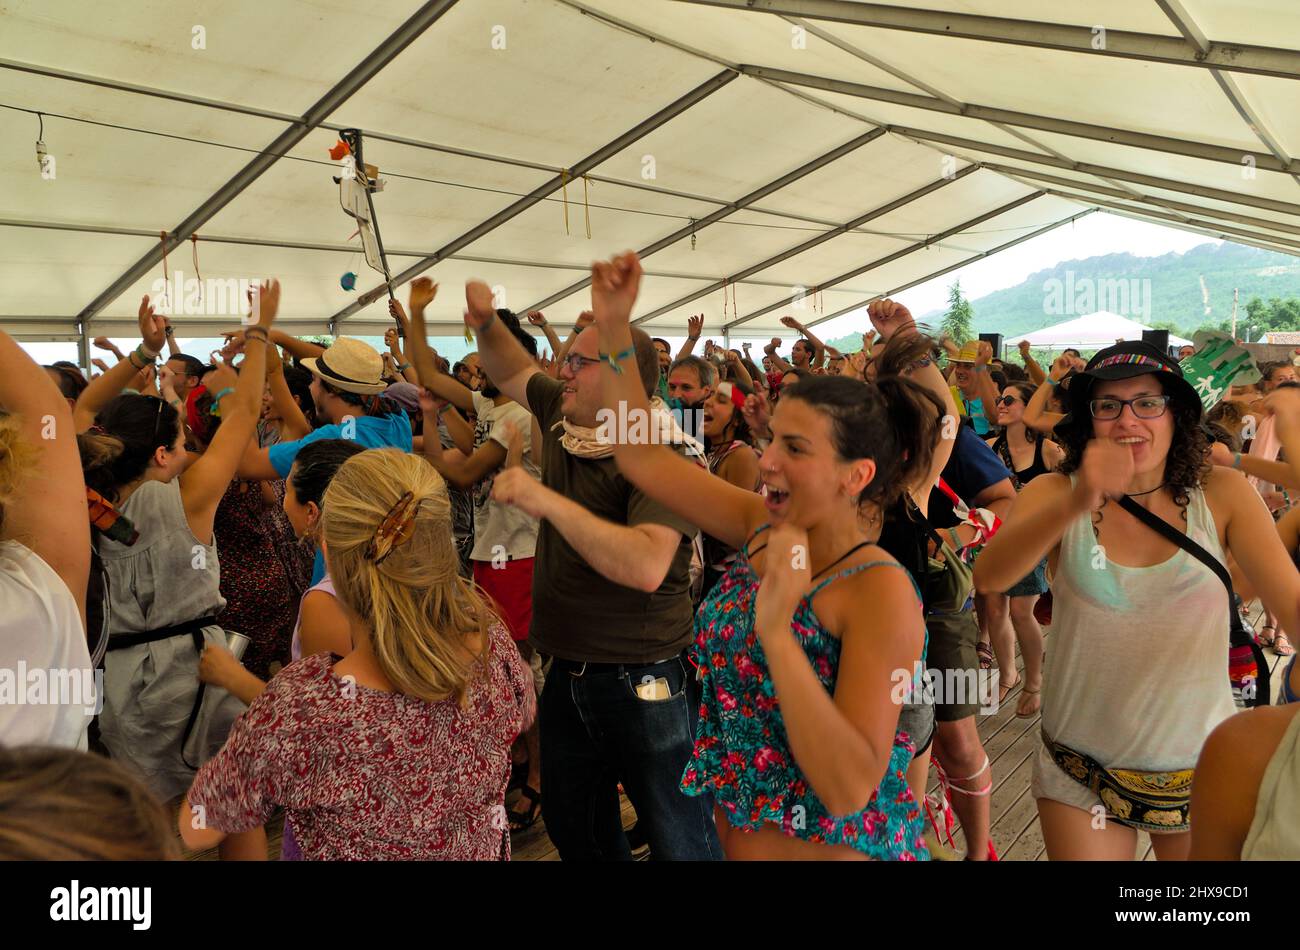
[4,0,1300,363]
[1012,312,1192,350]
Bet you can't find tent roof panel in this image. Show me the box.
[0,228,153,318]
[0,0,417,117]
[1179,0,1300,48]
[327,0,724,172]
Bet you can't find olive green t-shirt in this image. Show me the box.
[525,374,696,663]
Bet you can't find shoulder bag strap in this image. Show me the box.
[1116,495,1248,648]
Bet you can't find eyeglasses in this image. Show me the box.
[562,352,602,374]
[1089,394,1171,420]
[996,395,1020,407]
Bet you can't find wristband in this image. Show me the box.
[1233,451,1242,470]
[136,343,160,362]
[164,326,175,336]
[973,364,987,373]
[209,387,236,417]
[396,362,411,372]
[243,326,269,343]
[1047,377,1061,387]
[599,345,637,374]
[127,350,147,370]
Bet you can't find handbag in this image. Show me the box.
[1117,495,1270,709]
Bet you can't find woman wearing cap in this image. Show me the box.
[181,449,535,860]
[975,341,1300,860]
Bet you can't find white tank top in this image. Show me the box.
[1043,477,1237,770]
[1241,710,1300,859]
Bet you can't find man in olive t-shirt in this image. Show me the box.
[472,284,720,861]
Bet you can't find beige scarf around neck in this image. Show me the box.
[555,396,706,463]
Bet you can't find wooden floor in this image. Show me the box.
[183,599,1291,861]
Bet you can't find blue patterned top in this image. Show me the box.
[680,526,930,860]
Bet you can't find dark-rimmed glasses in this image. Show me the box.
[562,352,602,374]
[1089,395,1170,420]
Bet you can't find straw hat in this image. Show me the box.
[300,337,387,395]
[949,340,983,364]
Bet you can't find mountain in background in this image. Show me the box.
[826,242,1300,350]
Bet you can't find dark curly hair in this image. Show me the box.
[1055,375,1208,512]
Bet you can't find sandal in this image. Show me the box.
[508,785,542,832]
[1016,686,1041,719]
[1276,632,1296,657]
[976,642,995,671]
[998,672,1021,706]
[1259,625,1278,648]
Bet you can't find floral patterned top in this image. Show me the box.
[189,622,535,860]
[680,526,930,860]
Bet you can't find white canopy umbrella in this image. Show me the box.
[1010,312,1192,351]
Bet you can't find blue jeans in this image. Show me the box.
[540,652,721,861]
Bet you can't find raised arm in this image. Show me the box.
[265,344,311,441]
[525,310,562,356]
[179,281,278,543]
[464,281,540,411]
[972,341,1002,424]
[162,316,181,358]
[676,314,703,360]
[592,252,765,551]
[764,338,793,374]
[76,298,167,431]
[1023,357,1075,434]
[0,329,90,627]
[417,390,506,491]
[782,316,826,369]
[554,310,593,367]
[395,285,476,415]
[1018,340,1047,385]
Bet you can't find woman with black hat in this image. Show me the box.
[975,341,1300,860]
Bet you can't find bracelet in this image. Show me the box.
[208,387,236,417]
[136,343,160,362]
[1233,451,1242,470]
[1047,377,1061,387]
[164,326,175,336]
[126,350,147,370]
[243,326,269,343]
[973,364,987,373]
[437,404,452,417]
[599,345,637,374]
[396,362,411,372]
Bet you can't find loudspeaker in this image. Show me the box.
[979,332,1004,358]
[1141,329,1169,352]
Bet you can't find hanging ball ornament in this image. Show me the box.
[340,271,357,291]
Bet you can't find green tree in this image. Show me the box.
[940,280,974,346]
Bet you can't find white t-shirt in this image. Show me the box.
[470,392,542,562]
[0,540,94,750]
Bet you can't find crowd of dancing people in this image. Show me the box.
[2,250,1300,861]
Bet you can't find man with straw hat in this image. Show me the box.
[949,340,1000,437]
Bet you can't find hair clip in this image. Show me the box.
[365,490,420,564]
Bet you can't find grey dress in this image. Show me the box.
[96,479,246,802]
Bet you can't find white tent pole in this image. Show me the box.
[725,192,1044,330]
[741,66,1294,174]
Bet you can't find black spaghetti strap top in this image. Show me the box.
[994,433,1048,489]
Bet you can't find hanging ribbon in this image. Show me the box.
[158,231,170,311]
[561,168,570,236]
[191,234,203,306]
[690,218,697,251]
[582,174,592,240]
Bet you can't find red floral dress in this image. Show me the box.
[189,622,535,860]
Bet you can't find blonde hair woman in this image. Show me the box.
[182,449,535,860]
